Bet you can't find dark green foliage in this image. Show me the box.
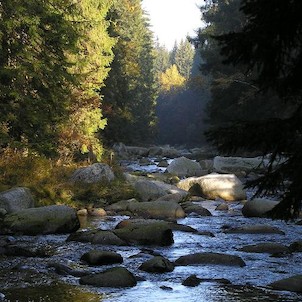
[207,0,302,219]
[0,0,78,156]
[101,0,157,145]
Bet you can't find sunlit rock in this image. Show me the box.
[0,187,35,214]
[177,173,246,201]
[70,163,114,184]
[166,157,204,177]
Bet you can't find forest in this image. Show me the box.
[0,0,301,219]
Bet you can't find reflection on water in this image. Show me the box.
[2,283,105,302]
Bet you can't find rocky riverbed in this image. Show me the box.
[0,145,302,302]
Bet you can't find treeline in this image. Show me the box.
[0,0,157,161]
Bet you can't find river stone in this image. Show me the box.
[106,199,139,213]
[134,180,168,201]
[80,250,123,265]
[70,163,114,184]
[148,146,180,158]
[182,274,202,287]
[79,267,137,288]
[223,224,285,235]
[269,275,302,293]
[238,242,289,254]
[177,174,246,201]
[127,200,186,219]
[67,229,127,246]
[289,241,302,252]
[48,262,89,277]
[3,244,55,257]
[115,219,198,234]
[213,156,269,174]
[242,198,280,217]
[166,157,203,177]
[0,187,35,214]
[113,222,174,246]
[180,202,212,216]
[175,252,246,267]
[139,256,174,273]
[1,205,80,235]
[215,203,229,211]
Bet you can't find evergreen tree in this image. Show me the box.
[174,39,195,79]
[153,40,171,79]
[0,0,78,156]
[208,0,302,219]
[101,0,157,145]
[58,0,115,161]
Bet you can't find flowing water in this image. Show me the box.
[0,160,302,302]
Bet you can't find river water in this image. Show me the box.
[0,160,302,302]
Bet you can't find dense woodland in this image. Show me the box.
[0,0,301,218]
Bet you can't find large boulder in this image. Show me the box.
[166,157,203,177]
[0,187,35,214]
[1,205,80,235]
[175,252,246,267]
[113,222,174,246]
[80,267,137,288]
[134,179,187,202]
[213,156,269,174]
[177,173,246,201]
[127,200,186,219]
[80,250,123,265]
[70,163,114,184]
[242,198,279,217]
[269,275,302,293]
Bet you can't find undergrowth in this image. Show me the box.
[0,149,136,208]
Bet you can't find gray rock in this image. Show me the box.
[115,219,198,234]
[148,146,180,158]
[80,250,123,265]
[113,222,174,246]
[177,173,246,201]
[223,224,285,235]
[215,203,229,211]
[182,274,202,287]
[48,262,89,277]
[70,163,114,184]
[127,200,186,219]
[67,229,127,246]
[1,205,80,235]
[269,275,302,293]
[181,202,212,216]
[175,252,246,267]
[213,156,269,174]
[167,157,203,177]
[157,160,169,167]
[242,198,279,217]
[238,242,289,254]
[0,187,35,214]
[134,180,167,201]
[80,267,137,288]
[139,256,174,273]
